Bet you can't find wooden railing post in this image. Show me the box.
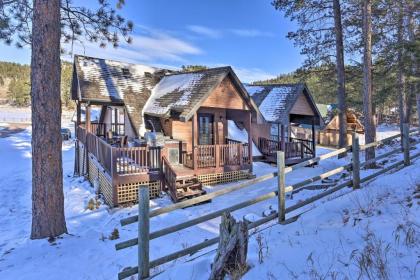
[215,145,220,168]
[138,185,150,279]
[277,151,285,223]
[238,144,243,166]
[402,123,410,166]
[193,147,198,173]
[351,132,360,190]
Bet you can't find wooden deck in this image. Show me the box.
[76,125,253,205]
[258,137,315,165]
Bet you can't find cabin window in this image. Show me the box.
[198,113,214,145]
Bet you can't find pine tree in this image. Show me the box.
[0,0,133,239]
[272,0,348,148]
[362,0,376,166]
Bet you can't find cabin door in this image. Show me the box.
[198,113,214,145]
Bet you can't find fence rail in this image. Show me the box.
[116,125,420,280]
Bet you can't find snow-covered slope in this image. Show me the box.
[227,120,262,156]
[0,123,418,280]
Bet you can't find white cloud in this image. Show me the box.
[229,29,274,38]
[63,26,202,64]
[231,66,276,83]
[186,25,221,38]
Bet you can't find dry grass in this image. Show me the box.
[351,229,391,280]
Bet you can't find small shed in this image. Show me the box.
[319,111,364,147]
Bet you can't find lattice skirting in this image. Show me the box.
[198,170,250,186]
[117,181,161,205]
[86,155,114,206]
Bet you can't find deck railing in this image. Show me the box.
[194,143,250,169]
[259,137,314,160]
[80,122,125,136]
[77,125,161,176]
[162,156,177,200]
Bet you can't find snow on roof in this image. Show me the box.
[244,85,265,96]
[246,84,301,123]
[144,72,205,116]
[75,55,159,102]
[143,67,230,120]
[73,55,173,136]
[259,86,295,122]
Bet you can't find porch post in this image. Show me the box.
[76,101,81,136]
[247,112,253,172]
[114,107,118,135]
[86,103,91,133]
[192,112,198,173]
[312,117,316,157]
[280,124,285,152]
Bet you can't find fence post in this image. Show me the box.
[351,132,360,190]
[402,123,410,166]
[138,185,150,279]
[277,151,285,223]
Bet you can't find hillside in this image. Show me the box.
[0,61,73,107]
[253,64,399,115]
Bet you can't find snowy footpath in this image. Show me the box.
[0,123,418,280]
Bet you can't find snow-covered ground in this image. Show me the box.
[0,123,418,280]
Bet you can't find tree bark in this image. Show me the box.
[417,94,420,126]
[362,0,376,167]
[406,2,417,124]
[31,0,67,239]
[397,1,407,131]
[332,0,348,150]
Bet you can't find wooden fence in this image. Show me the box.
[115,124,420,280]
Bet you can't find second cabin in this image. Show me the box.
[246,84,323,165]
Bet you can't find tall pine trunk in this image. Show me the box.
[31,0,67,239]
[417,95,420,126]
[397,1,407,131]
[332,0,348,150]
[406,2,417,124]
[362,0,376,167]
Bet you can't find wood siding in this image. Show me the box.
[290,94,315,116]
[201,76,249,110]
[171,119,193,151]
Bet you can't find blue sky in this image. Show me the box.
[0,0,303,82]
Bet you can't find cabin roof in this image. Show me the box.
[71,55,172,136]
[143,67,259,122]
[244,83,322,125]
[71,55,261,130]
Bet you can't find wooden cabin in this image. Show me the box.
[71,55,267,206]
[245,84,323,165]
[319,111,364,147]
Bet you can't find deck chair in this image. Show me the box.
[120,135,128,147]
